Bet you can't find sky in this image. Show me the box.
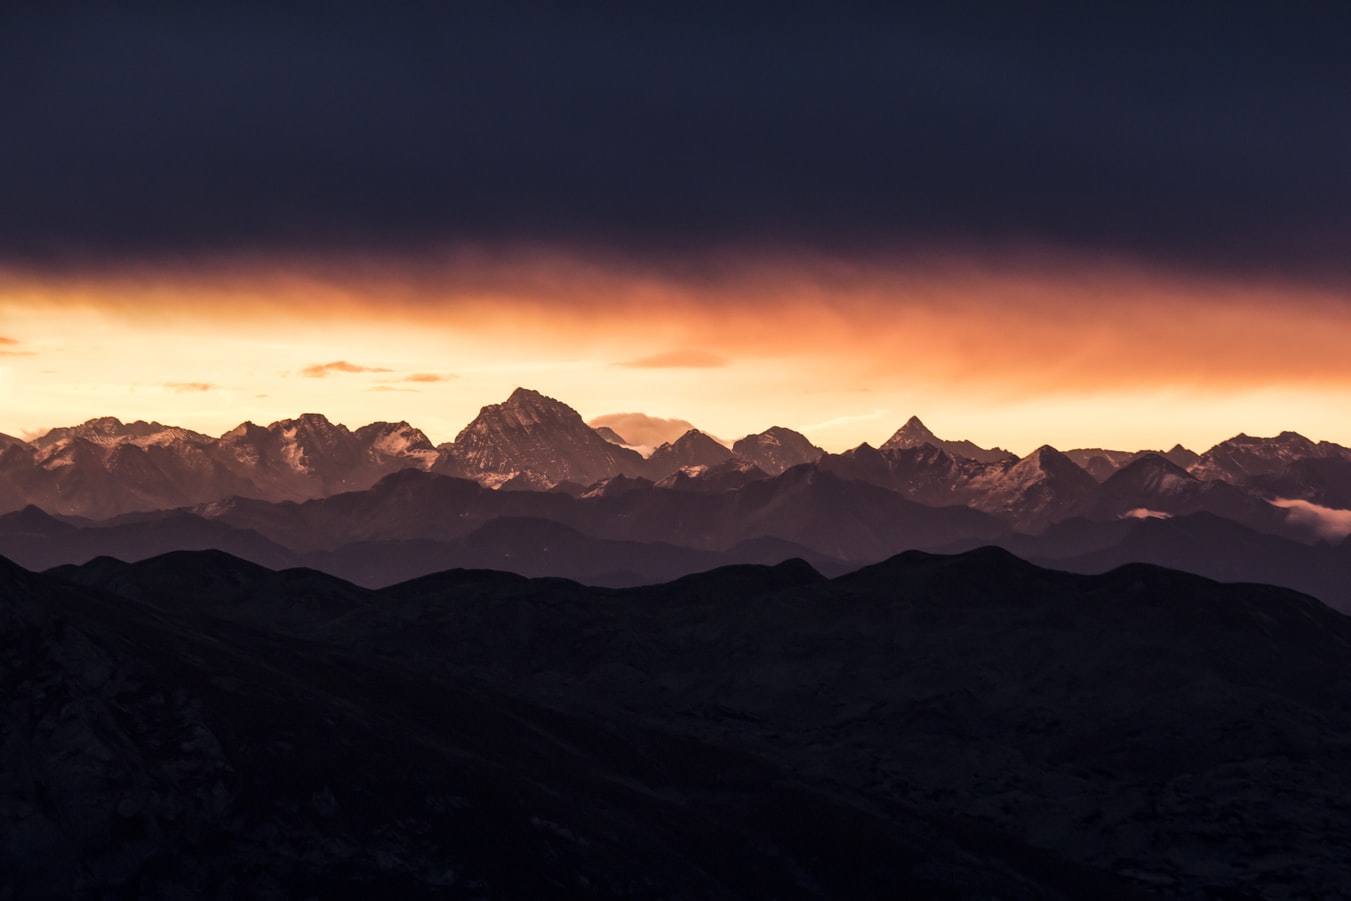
[3,5,1350,454]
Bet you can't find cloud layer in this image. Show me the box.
[3,8,1350,281]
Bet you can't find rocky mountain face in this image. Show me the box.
[0,413,443,518]
[1191,430,1351,483]
[447,387,647,488]
[643,429,732,474]
[1064,444,1202,481]
[591,425,630,445]
[817,442,1003,506]
[967,445,1101,531]
[653,458,770,493]
[8,546,1351,898]
[219,414,439,499]
[731,426,823,475]
[1250,456,1351,509]
[881,415,1016,464]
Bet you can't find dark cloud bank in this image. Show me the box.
[3,5,1349,281]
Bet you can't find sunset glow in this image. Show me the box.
[4,6,1351,458]
[4,249,1350,454]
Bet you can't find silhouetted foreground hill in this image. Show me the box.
[6,548,1351,898]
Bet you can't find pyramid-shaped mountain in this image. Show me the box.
[447,387,646,487]
[732,426,823,475]
[881,416,1015,464]
[645,429,732,478]
[970,445,1098,531]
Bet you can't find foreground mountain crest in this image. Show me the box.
[6,544,1350,898]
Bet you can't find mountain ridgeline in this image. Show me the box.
[3,387,1351,610]
[4,545,1350,897]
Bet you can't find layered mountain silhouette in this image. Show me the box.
[3,388,1350,610]
[6,546,1350,897]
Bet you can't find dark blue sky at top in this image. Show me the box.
[2,4,1349,281]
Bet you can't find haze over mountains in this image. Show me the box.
[3,386,1351,610]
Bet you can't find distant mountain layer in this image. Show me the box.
[2,388,1348,527]
[3,387,1351,609]
[0,388,825,515]
[7,546,1351,897]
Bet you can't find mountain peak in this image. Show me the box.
[485,387,579,429]
[505,386,551,406]
[32,416,202,450]
[450,388,644,486]
[886,416,938,447]
[646,429,733,477]
[882,417,1014,464]
[276,412,339,431]
[731,426,823,476]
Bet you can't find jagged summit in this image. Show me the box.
[1189,430,1349,483]
[6,391,1351,540]
[732,427,823,475]
[449,387,645,486]
[646,429,733,477]
[34,416,208,450]
[887,415,939,447]
[967,444,1098,530]
[881,416,1015,465]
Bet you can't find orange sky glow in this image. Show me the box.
[3,247,1350,455]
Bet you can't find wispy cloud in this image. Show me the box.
[0,336,34,357]
[403,372,454,383]
[301,360,393,378]
[801,410,888,432]
[617,349,728,369]
[165,381,215,393]
[369,385,416,392]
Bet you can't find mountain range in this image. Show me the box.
[5,544,1349,897]
[3,387,1350,610]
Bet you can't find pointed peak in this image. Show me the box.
[895,415,937,440]
[1025,444,1067,462]
[881,416,944,452]
[492,387,580,419]
[506,386,548,404]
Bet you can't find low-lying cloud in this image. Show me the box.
[1270,498,1351,542]
[588,412,698,447]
